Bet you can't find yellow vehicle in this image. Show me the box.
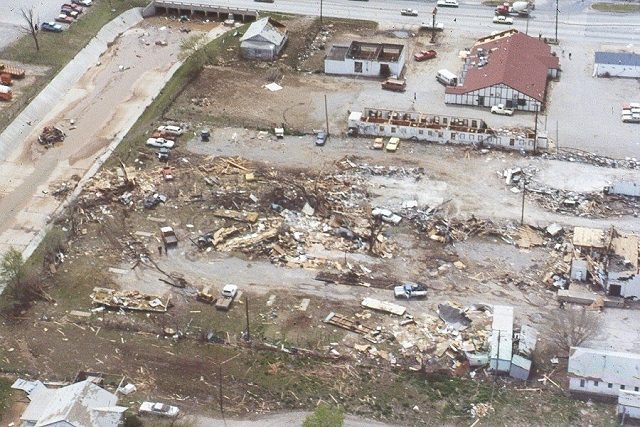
[373,138,384,149]
[386,137,400,152]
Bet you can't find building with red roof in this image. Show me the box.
[445,30,560,112]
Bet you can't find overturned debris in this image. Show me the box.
[90,287,172,312]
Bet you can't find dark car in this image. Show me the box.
[315,131,328,146]
[41,22,63,32]
[255,0,275,3]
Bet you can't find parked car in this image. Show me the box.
[315,131,328,146]
[373,137,384,150]
[55,14,74,23]
[493,15,514,25]
[72,0,93,5]
[491,104,515,116]
[254,0,275,2]
[41,22,63,32]
[381,78,406,92]
[60,7,79,18]
[400,8,418,16]
[158,147,170,161]
[160,226,178,247]
[157,125,184,136]
[146,138,175,148]
[386,137,400,152]
[139,402,179,417]
[413,49,437,61]
[436,0,459,7]
[62,3,83,13]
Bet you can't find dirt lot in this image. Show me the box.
[0,14,636,427]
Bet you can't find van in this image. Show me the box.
[437,0,459,7]
[436,69,458,86]
[381,78,407,92]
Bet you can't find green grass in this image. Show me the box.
[592,2,640,12]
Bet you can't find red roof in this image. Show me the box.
[446,31,559,101]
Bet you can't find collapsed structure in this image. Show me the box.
[348,107,551,152]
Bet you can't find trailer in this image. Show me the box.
[0,65,26,79]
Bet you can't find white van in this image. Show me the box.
[436,69,458,86]
[437,0,459,7]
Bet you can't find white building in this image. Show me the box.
[594,52,640,79]
[489,305,514,373]
[618,390,640,420]
[568,347,640,398]
[347,108,551,152]
[325,41,406,77]
[240,17,288,61]
[13,379,126,427]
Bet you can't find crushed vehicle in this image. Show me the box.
[394,283,428,299]
[139,402,179,417]
[161,166,174,181]
[38,126,66,147]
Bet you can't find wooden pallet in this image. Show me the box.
[324,312,379,337]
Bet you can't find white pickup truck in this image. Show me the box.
[394,283,428,299]
[491,104,515,116]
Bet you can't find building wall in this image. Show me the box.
[445,84,542,112]
[569,377,640,397]
[607,272,640,298]
[241,43,276,61]
[325,54,405,77]
[595,64,640,78]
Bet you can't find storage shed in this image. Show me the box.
[594,52,640,78]
[240,17,288,61]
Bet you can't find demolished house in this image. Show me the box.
[240,17,288,61]
[569,226,640,299]
[568,347,640,400]
[347,108,551,152]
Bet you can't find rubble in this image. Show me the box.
[90,287,172,312]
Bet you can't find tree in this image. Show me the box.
[547,307,603,354]
[302,404,345,427]
[0,247,28,303]
[19,7,40,52]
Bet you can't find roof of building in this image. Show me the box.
[595,51,640,66]
[568,347,640,387]
[20,380,126,427]
[446,30,559,101]
[240,17,287,45]
[345,41,404,63]
[572,226,609,248]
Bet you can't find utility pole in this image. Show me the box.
[431,8,438,44]
[244,295,250,342]
[520,178,526,226]
[533,104,539,153]
[324,94,329,135]
[555,0,559,43]
[320,0,323,24]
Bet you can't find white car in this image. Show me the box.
[146,138,175,148]
[400,8,418,16]
[491,104,515,116]
[222,284,238,298]
[72,0,92,5]
[493,16,514,25]
[157,125,184,136]
[139,402,179,417]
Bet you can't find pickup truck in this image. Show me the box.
[400,8,418,16]
[215,284,238,311]
[394,283,428,299]
[490,104,514,116]
[160,226,178,247]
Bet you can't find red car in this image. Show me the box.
[413,49,437,61]
[62,3,83,13]
[55,14,74,23]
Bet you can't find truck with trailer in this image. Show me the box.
[215,284,238,311]
[495,2,531,16]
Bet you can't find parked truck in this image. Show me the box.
[0,85,12,101]
[215,284,238,311]
[495,1,531,16]
[394,283,428,299]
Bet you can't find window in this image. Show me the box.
[594,381,599,387]
[580,380,585,387]
[379,126,385,132]
[419,130,423,135]
[451,133,456,140]
[354,62,363,73]
[635,387,639,392]
[608,383,613,389]
[442,117,448,125]
[621,385,626,390]
[391,127,396,134]
[509,139,515,146]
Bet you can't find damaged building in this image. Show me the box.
[325,41,406,77]
[347,107,551,152]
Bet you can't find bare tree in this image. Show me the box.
[547,307,603,354]
[20,7,40,52]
